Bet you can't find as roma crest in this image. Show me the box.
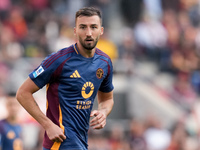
[96,68,104,79]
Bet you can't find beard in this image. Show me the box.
[79,36,99,50]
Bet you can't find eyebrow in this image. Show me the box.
[79,24,98,27]
[79,24,86,27]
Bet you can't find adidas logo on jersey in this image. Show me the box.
[70,70,81,78]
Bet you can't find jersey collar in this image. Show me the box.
[73,43,79,54]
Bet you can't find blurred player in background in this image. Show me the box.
[0,92,23,150]
[16,7,114,150]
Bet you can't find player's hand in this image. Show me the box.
[45,123,66,143]
[90,110,106,129]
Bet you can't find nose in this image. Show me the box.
[86,27,92,36]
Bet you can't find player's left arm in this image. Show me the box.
[90,90,114,129]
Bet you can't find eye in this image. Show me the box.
[91,26,98,29]
[80,26,85,29]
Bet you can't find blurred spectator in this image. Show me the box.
[0,92,23,150]
[169,72,197,112]
[128,119,147,150]
[0,0,11,21]
[117,27,137,75]
[118,28,136,60]
[119,0,143,27]
[0,24,24,64]
[88,129,110,150]
[23,27,47,57]
[108,124,130,150]
[179,0,198,11]
[45,16,60,52]
[160,11,199,76]
[27,0,49,11]
[45,14,74,52]
[4,6,28,41]
[143,0,163,20]
[159,9,181,74]
[0,62,10,86]
[178,11,191,30]
[144,114,171,150]
[167,120,188,150]
[53,25,75,52]
[190,70,200,95]
[188,1,200,27]
[134,13,168,62]
[161,0,180,12]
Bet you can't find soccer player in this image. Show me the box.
[16,7,114,150]
[0,92,23,150]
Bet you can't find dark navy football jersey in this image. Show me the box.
[29,44,114,150]
[0,120,23,150]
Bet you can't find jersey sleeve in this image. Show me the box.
[29,52,63,89]
[99,59,114,93]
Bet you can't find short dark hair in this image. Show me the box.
[75,7,102,25]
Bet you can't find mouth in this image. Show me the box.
[85,38,94,42]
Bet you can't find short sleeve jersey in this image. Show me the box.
[0,120,23,150]
[29,44,114,150]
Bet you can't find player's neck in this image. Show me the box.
[76,43,95,58]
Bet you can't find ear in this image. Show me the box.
[100,27,104,35]
[74,27,76,36]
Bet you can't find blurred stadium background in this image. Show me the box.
[1,0,200,149]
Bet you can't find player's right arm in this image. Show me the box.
[16,77,66,142]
